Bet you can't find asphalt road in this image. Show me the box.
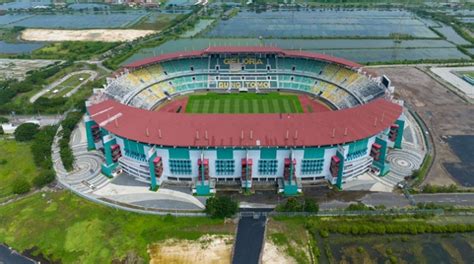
[0,245,35,264]
[319,192,474,209]
[413,193,474,207]
[232,213,267,264]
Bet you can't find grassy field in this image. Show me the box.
[31,42,118,60]
[462,71,474,78]
[270,216,474,264]
[131,13,182,31]
[0,191,233,263]
[0,139,38,199]
[267,217,314,263]
[46,73,91,98]
[185,92,304,114]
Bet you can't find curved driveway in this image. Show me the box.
[30,70,97,103]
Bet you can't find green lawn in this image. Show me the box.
[0,139,38,199]
[462,72,474,78]
[131,13,181,30]
[0,191,233,263]
[31,42,118,60]
[185,92,304,114]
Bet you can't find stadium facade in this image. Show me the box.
[85,46,405,195]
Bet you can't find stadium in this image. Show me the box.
[84,46,405,196]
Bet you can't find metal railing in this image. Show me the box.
[238,208,444,218]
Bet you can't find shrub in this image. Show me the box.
[0,116,8,123]
[422,184,459,193]
[345,202,372,211]
[163,214,176,223]
[12,178,31,194]
[32,170,56,188]
[280,197,303,212]
[205,196,238,218]
[417,202,441,209]
[319,229,329,238]
[277,197,320,213]
[304,198,319,213]
[14,123,39,141]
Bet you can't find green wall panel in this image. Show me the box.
[260,148,277,159]
[303,148,325,159]
[217,148,233,159]
[169,148,190,159]
[348,138,368,154]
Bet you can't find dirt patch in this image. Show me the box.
[371,66,474,186]
[0,58,56,80]
[217,185,368,205]
[261,241,297,264]
[148,235,233,264]
[21,29,156,42]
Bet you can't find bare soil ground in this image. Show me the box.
[148,235,233,264]
[264,218,312,263]
[218,186,369,205]
[21,29,156,42]
[261,241,297,264]
[0,58,57,80]
[371,66,474,186]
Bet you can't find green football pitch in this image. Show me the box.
[185,92,304,114]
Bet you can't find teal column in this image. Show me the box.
[84,117,96,151]
[200,159,205,185]
[147,151,158,191]
[394,119,405,149]
[375,137,388,162]
[101,135,117,177]
[196,155,211,196]
[101,128,109,137]
[335,151,345,190]
[289,158,293,186]
[103,138,115,166]
[245,160,249,190]
[373,137,390,176]
[283,158,298,196]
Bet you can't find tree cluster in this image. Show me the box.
[205,196,238,218]
[30,125,58,188]
[14,123,39,142]
[276,197,319,213]
[59,111,83,171]
[0,62,68,114]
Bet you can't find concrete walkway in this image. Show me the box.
[93,182,205,210]
[430,66,474,99]
[344,110,426,192]
[52,120,206,213]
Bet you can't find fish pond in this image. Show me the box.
[123,38,469,64]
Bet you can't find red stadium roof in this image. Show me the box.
[88,98,402,148]
[125,46,361,69]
